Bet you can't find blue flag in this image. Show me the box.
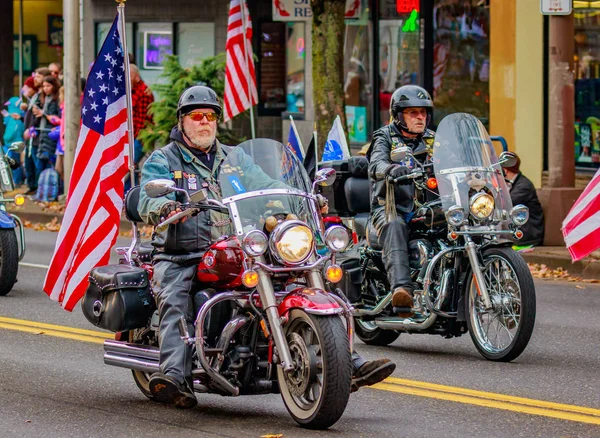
[323,115,350,161]
[287,115,304,160]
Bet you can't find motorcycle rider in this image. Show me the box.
[138,85,396,408]
[366,85,435,317]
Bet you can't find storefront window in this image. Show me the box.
[136,23,173,84]
[286,23,305,114]
[178,23,215,68]
[574,5,600,169]
[259,22,287,114]
[96,22,133,59]
[432,1,490,127]
[344,20,373,144]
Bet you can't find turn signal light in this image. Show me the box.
[325,265,343,283]
[448,231,459,241]
[14,194,25,206]
[426,177,438,190]
[514,230,524,240]
[242,270,259,288]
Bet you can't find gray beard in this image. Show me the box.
[184,129,215,152]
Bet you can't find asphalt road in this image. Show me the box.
[0,229,599,437]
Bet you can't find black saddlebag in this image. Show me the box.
[339,258,363,303]
[82,264,155,332]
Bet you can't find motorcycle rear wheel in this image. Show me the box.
[278,309,352,430]
[465,247,536,362]
[0,228,19,296]
[354,318,400,346]
[129,330,155,400]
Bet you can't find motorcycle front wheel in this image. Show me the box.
[0,228,19,296]
[278,309,352,430]
[465,247,536,362]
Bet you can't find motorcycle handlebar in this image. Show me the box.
[388,171,423,184]
[155,202,230,233]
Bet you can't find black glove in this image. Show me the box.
[6,157,19,170]
[159,201,182,221]
[386,165,412,185]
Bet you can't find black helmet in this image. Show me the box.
[390,85,434,133]
[177,85,222,118]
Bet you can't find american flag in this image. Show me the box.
[43,14,130,311]
[563,169,600,261]
[223,0,258,122]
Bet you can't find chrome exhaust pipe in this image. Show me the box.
[373,312,437,331]
[103,340,160,373]
[352,292,392,316]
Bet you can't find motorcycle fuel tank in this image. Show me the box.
[197,236,244,287]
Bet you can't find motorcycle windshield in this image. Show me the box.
[218,139,322,237]
[433,113,512,216]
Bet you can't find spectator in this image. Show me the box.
[52,86,65,187]
[22,67,51,195]
[33,76,61,174]
[126,64,154,190]
[502,152,545,246]
[2,97,26,186]
[49,62,62,82]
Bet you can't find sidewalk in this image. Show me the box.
[5,195,599,280]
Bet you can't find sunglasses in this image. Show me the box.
[187,111,219,122]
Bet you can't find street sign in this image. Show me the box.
[540,0,572,15]
[273,0,362,22]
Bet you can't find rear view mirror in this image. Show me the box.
[314,168,336,187]
[499,151,518,169]
[390,146,410,163]
[9,141,25,154]
[144,179,177,198]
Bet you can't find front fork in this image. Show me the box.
[464,236,493,310]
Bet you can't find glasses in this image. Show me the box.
[403,108,428,118]
[187,111,219,122]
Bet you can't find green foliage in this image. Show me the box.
[138,54,245,151]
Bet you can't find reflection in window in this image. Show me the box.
[259,22,286,113]
[344,22,373,144]
[379,15,420,127]
[286,23,305,114]
[433,1,490,126]
[178,23,215,68]
[136,23,173,85]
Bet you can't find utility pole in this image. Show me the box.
[63,0,81,191]
[547,13,575,188]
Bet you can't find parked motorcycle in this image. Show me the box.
[330,113,536,362]
[0,141,26,296]
[83,139,354,429]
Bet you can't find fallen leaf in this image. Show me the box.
[25,420,31,423]
[261,435,283,438]
[34,331,45,335]
[575,285,585,290]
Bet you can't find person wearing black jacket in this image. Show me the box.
[502,152,545,246]
[366,85,435,317]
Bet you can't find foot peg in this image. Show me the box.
[178,316,195,345]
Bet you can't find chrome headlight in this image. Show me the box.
[242,230,268,257]
[270,221,314,265]
[510,205,529,226]
[324,225,350,252]
[470,193,495,220]
[446,205,466,227]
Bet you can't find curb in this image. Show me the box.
[521,252,600,280]
[7,208,133,232]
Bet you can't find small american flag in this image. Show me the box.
[43,14,130,310]
[223,0,258,122]
[563,169,600,262]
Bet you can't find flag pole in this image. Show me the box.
[116,0,139,247]
[240,0,256,139]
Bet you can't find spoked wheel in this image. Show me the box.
[466,247,536,362]
[129,329,156,400]
[0,228,19,296]
[278,309,352,430]
[354,318,400,346]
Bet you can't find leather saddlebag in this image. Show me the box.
[82,264,155,332]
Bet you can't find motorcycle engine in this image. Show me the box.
[408,239,433,270]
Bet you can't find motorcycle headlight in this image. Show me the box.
[446,205,466,227]
[270,221,314,265]
[510,204,529,226]
[469,193,495,220]
[242,230,268,257]
[324,225,350,252]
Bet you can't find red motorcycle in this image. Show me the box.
[83,139,354,429]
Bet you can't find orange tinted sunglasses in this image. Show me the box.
[187,111,219,122]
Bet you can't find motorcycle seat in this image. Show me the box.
[343,157,371,216]
[137,241,154,263]
[124,186,143,223]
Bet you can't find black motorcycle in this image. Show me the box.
[326,113,536,362]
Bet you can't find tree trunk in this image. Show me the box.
[0,0,14,118]
[311,0,347,156]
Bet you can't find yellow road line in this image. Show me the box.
[0,316,112,344]
[373,382,600,426]
[385,377,600,417]
[1,317,599,425]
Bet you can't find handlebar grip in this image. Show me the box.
[155,208,199,233]
[390,171,423,184]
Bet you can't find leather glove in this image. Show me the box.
[159,201,182,222]
[7,157,19,170]
[386,165,412,185]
